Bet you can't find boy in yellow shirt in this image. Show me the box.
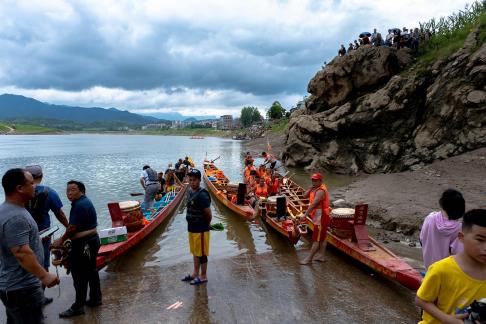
[416,209,486,324]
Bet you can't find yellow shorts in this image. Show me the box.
[188,232,210,257]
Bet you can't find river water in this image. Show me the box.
[0,134,421,323]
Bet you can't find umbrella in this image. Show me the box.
[359,32,371,38]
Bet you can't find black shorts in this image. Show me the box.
[270,161,277,169]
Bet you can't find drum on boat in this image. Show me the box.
[119,200,145,232]
[265,196,279,214]
[330,207,355,239]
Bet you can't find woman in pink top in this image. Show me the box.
[420,189,465,270]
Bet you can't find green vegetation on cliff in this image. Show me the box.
[417,0,486,65]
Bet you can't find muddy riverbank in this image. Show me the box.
[332,147,486,238]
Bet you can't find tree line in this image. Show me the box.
[239,101,288,128]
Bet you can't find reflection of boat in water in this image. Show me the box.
[95,182,188,270]
[190,136,204,139]
[203,161,256,220]
[276,176,422,290]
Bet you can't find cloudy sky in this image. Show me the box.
[0,0,468,117]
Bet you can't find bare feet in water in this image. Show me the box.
[299,258,312,265]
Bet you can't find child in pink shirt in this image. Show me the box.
[420,189,465,270]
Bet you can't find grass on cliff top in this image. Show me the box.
[408,1,486,74]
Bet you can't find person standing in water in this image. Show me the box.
[182,169,212,285]
[300,173,330,265]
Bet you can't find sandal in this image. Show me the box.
[181,274,194,282]
[190,277,208,285]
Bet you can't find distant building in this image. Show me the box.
[232,118,241,129]
[219,115,233,130]
[142,123,170,130]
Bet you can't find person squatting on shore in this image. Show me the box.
[182,169,212,286]
[53,180,102,318]
[299,172,330,265]
[0,168,60,324]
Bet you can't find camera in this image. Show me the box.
[464,299,486,324]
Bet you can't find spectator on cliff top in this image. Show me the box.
[338,44,346,56]
[362,35,371,45]
[385,29,394,46]
[354,40,360,50]
[371,28,378,42]
[359,38,364,46]
[347,43,354,52]
[373,33,384,47]
[393,29,401,49]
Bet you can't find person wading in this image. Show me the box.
[0,168,59,324]
[181,169,212,285]
[299,173,330,265]
[261,152,277,170]
[54,180,102,318]
[140,165,160,209]
[25,164,69,306]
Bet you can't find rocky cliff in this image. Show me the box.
[283,27,486,174]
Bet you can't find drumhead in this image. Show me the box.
[119,200,140,210]
[331,208,355,218]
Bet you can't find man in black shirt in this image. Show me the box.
[181,169,212,285]
[54,180,102,318]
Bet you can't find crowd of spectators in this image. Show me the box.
[336,27,434,57]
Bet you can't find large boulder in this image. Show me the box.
[283,27,486,174]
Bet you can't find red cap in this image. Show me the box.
[311,173,322,181]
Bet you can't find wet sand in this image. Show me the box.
[2,211,422,324]
[333,147,486,237]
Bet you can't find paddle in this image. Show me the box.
[130,192,144,196]
[211,156,221,163]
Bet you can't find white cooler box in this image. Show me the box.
[99,226,128,245]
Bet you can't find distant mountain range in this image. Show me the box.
[141,112,218,121]
[0,94,219,130]
[0,94,159,126]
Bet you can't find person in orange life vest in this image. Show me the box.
[255,177,269,199]
[299,172,330,265]
[244,163,256,183]
[267,173,280,196]
[261,152,277,169]
[246,171,258,194]
[257,165,267,179]
[244,152,254,166]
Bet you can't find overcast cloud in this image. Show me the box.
[0,0,468,116]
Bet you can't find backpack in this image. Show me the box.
[26,187,49,225]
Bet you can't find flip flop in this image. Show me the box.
[190,277,208,285]
[181,274,194,282]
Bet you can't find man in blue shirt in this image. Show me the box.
[0,168,59,323]
[53,180,101,318]
[25,164,69,305]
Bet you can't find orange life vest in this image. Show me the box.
[309,184,330,226]
[255,184,268,198]
[244,166,255,180]
[268,178,279,194]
